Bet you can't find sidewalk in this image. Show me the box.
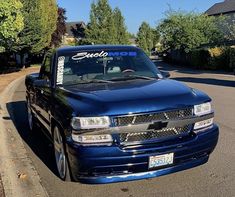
[0,66,40,197]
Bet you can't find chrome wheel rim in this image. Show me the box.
[27,101,33,130]
[54,127,66,179]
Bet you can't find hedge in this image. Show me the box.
[229,47,235,69]
[166,46,235,71]
[190,49,210,69]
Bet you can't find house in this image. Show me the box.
[205,0,235,16]
[63,22,86,45]
[205,0,235,42]
[129,38,137,46]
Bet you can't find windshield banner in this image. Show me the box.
[57,56,65,84]
[72,51,137,60]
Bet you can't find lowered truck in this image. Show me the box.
[25,45,219,184]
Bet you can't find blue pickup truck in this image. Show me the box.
[25,45,219,184]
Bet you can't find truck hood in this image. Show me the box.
[60,79,210,116]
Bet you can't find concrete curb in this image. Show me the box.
[0,76,48,197]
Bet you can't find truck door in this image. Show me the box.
[35,54,53,133]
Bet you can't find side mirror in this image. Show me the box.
[160,71,170,78]
[33,79,50,88]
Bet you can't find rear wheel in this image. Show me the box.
[53,126,71,181]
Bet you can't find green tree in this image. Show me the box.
[113,7,129,44]
[152,29,160,49]
[50,7,67,48]
[137,22,155,55]
[157,10,223,52]
[128,32,136,39]
[227,25,235,41]
[217,15,235,41]
[0,0,24,51]
[39,0,58,51]
[85,0,115,44]
[12,0,57,56]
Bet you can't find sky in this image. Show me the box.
[57,0,223,34]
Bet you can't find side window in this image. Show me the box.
[40,55,52,80]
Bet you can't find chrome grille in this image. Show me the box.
[114,108,193,127]
[119,125,191,143]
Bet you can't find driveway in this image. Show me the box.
[5,62,235,197]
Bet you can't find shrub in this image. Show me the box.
[167,46,233,71]
[187,47,232,70]
[209,47,223,58]
[190,49,210,69]
[208,47,230,70]
[229,47,235,69]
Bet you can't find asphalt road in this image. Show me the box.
[7,63,235,197]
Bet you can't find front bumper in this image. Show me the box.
[66,124,219,184]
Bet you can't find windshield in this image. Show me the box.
[56,49,163,85]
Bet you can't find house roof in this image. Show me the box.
[65,22,86,37]
[205,0,235,16]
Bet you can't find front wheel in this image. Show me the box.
[53,126,71,181]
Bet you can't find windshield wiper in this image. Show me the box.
[89,79,114,83]
[128,75,157,80]
[110,75,156,82]
[63,79,114,86]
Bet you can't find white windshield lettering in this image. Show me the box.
[57,56,65,85]
[72,51,108,60]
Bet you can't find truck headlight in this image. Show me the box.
[71,116,110,130]
[194,102,211,116]
[72,134,113,144]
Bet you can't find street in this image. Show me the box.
[5,62,235,197]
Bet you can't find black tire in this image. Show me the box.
[53,125,71,181]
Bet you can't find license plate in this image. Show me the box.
[149,153,174,169]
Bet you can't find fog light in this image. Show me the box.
[194,118,213,130]
[72,134,113,144]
